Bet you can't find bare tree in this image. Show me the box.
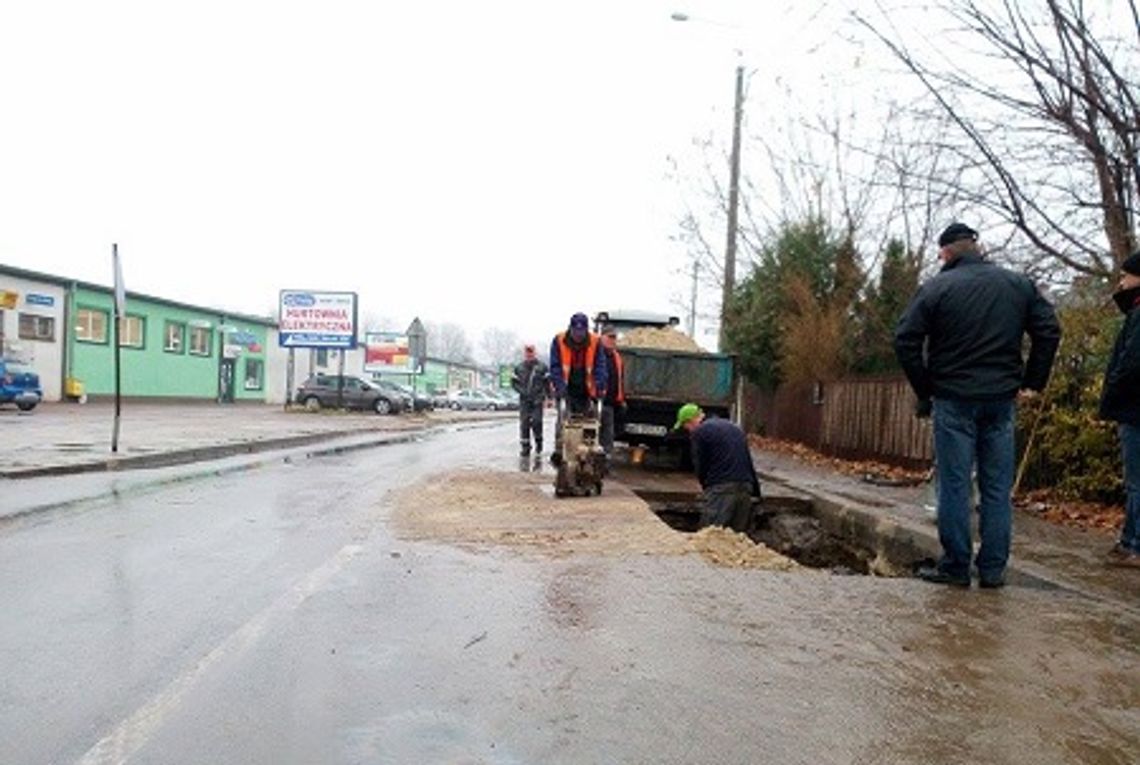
[359,311,398,334]
[479,327,521,367]
[854,0,1139,276]
[672,67,963,325]
[424,321,473,363]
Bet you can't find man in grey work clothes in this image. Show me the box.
[894,222,1061,588]
[675,403,761,533]
[511,343,550,457]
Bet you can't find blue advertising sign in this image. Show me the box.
[278,290,358,349]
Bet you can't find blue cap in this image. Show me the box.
[569,312,588,329]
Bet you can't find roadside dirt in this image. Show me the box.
[390,468,800,571]
[753,436,1125,533]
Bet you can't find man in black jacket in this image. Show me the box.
[511,344,550,457]
[1100,251,1140,569]
[895,222,1061,588]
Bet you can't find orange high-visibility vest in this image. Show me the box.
[608,348,625,404]
[556,331,601,398]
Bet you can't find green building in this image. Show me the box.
[1,264,278,403]
[69,284,274,402]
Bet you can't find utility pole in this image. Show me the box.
[720,62,744,353]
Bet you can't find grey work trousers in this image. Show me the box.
[600,403,616,455]
[519,399,544,449]
[701,482,756,533]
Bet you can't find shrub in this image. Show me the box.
[1018,297,1123,503]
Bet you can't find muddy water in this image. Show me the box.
[385,467,1138,764]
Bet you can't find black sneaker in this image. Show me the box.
[915,563,970,588]
[979,575,1006,589]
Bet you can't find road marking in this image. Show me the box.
[75,544,364,765]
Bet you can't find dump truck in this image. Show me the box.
[593,310,738,457]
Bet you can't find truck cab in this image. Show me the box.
[592,309,681,335]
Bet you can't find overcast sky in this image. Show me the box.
[0,0,846,355]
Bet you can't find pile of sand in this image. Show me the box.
[618,327,703,352]
[389,469,800,571]
[690,526,801,571]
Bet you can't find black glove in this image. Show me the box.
[915,398,932,419]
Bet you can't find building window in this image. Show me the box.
[244,358,264,390]
[76,308,109,343]
[164,321,186,353]
[189,326,212,356]
[316,348,329,367]
[18,313,55,342]
[118,315,145,348]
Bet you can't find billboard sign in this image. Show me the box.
[364,332,414,372]
[278,290,358,349]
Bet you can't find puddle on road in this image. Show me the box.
[636,490,885,576]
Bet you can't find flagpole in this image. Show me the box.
[112,243,124,453]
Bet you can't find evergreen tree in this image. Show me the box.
[851,239,920,374]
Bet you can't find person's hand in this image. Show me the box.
[1017,389,1039,404]
[915,398,932,419]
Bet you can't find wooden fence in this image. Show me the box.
[745,375,933,468]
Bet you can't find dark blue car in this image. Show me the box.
[0,358,43,411]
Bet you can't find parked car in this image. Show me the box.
[294,374,405,414]
[394,382,435,412]
[489,389,520,410]
[448,389,505,411]
[370,379,417,411]
[0,358,43,411]
[372,379,434,412]
[429,389,452,410]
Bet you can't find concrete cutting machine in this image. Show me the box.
[553,398,606,497]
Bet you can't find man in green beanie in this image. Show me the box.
[674,403,762,533]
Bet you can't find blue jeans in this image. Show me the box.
[932,398,1015,580]
[1119,423,1140,553]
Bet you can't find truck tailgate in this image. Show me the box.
[622,349,735,406]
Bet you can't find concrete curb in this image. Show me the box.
[0,429,382,479]
[760,467,1129,608]
[0,421,509,525]
[0,415,510,480]
[0,432,419,526]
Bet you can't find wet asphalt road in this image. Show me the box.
[1,422,1137,765]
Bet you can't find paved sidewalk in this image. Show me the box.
[754,447,1137,613]
[0,401,513,477]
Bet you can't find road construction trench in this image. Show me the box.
[636,490,878,575]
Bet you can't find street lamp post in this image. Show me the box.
[722,62,743,352]
[671,12,745,352]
